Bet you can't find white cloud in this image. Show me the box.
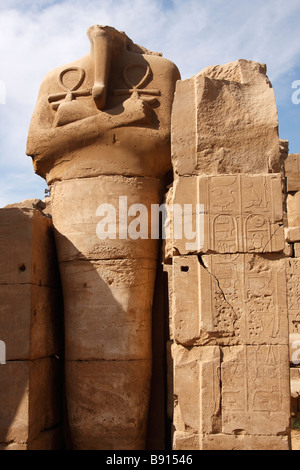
[1,0,300,205]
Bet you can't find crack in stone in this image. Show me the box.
[197,255,239,328]
[261,224,283,253]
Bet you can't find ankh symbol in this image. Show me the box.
[114,64,161,103]
[48,67,91,110]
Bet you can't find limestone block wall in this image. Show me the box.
[166,60,291,450]
[284,153,300,421]
[0,200,64,449]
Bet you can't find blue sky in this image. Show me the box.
[0,0,300,206]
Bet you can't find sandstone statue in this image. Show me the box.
[26,25,180,450]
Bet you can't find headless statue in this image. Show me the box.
[26,25,180,450]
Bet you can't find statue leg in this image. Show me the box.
[50,175,162,450]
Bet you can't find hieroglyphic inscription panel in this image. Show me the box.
[286,259,300,335]
[172,254,288,346]
[172,174,284,254]
[204,254,288,346]
[221,345,290,435]
[286,259,300,363]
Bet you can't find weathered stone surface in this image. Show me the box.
[172,344,221,435]
[285,153,300,192]
[172,340,291,449]
[51,175,162,262]
[287,192,300,227]
[283,243,293,257]
[285,226,300,243]
[172,60,280,176]
[0,206,59,287]
[60,258,155,361]
[65,360,151,450]
[0,284,62,360]
[291,368,300,398]
[286,259,300,337]
[0,202,64,449]
[0,204,62,360]
[171,174,284,255]
[172,254,288,346]
[295,243,300,258]
[0,418,63,451]
[221,345,290,435]
[286,259,300,366]
[173,432,289,450]
[0,358,62,446]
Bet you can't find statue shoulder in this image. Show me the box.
[37,54,91,96]
[144,54,181,82]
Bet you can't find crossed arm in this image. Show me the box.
[26,93,155,162]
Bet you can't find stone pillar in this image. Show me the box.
[0,200,63,450]
[167,60,291,450]
[284,153,300,437]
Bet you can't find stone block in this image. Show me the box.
[221,345,290,436]
[0,207,59,288]
[201,434,289,450]
[291,368,300,399]
[172,344,221,436]
[51,175,162,263]
[0,426,63,451]
[285,226,300,243]
[286,259,300,337]
[285,153,300,192]
[65,359,151,450]
[294,243,300,258]
[171,174,284,255]
[172,60,280,176]
[172,254,288,346]
[0,358,63,446]
[0,284,62,360]
[173,430,290,451]
[287,192,300,227]
[60,258,156,361]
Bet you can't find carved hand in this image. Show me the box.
[121,91,155,126]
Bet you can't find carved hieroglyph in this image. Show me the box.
[26,25,180,450]
[171,174,284,255]
[172,254,289,347]
[286,259,300,358]
[172,343,290,450]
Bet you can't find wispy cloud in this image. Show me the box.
[1,0,300,206]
